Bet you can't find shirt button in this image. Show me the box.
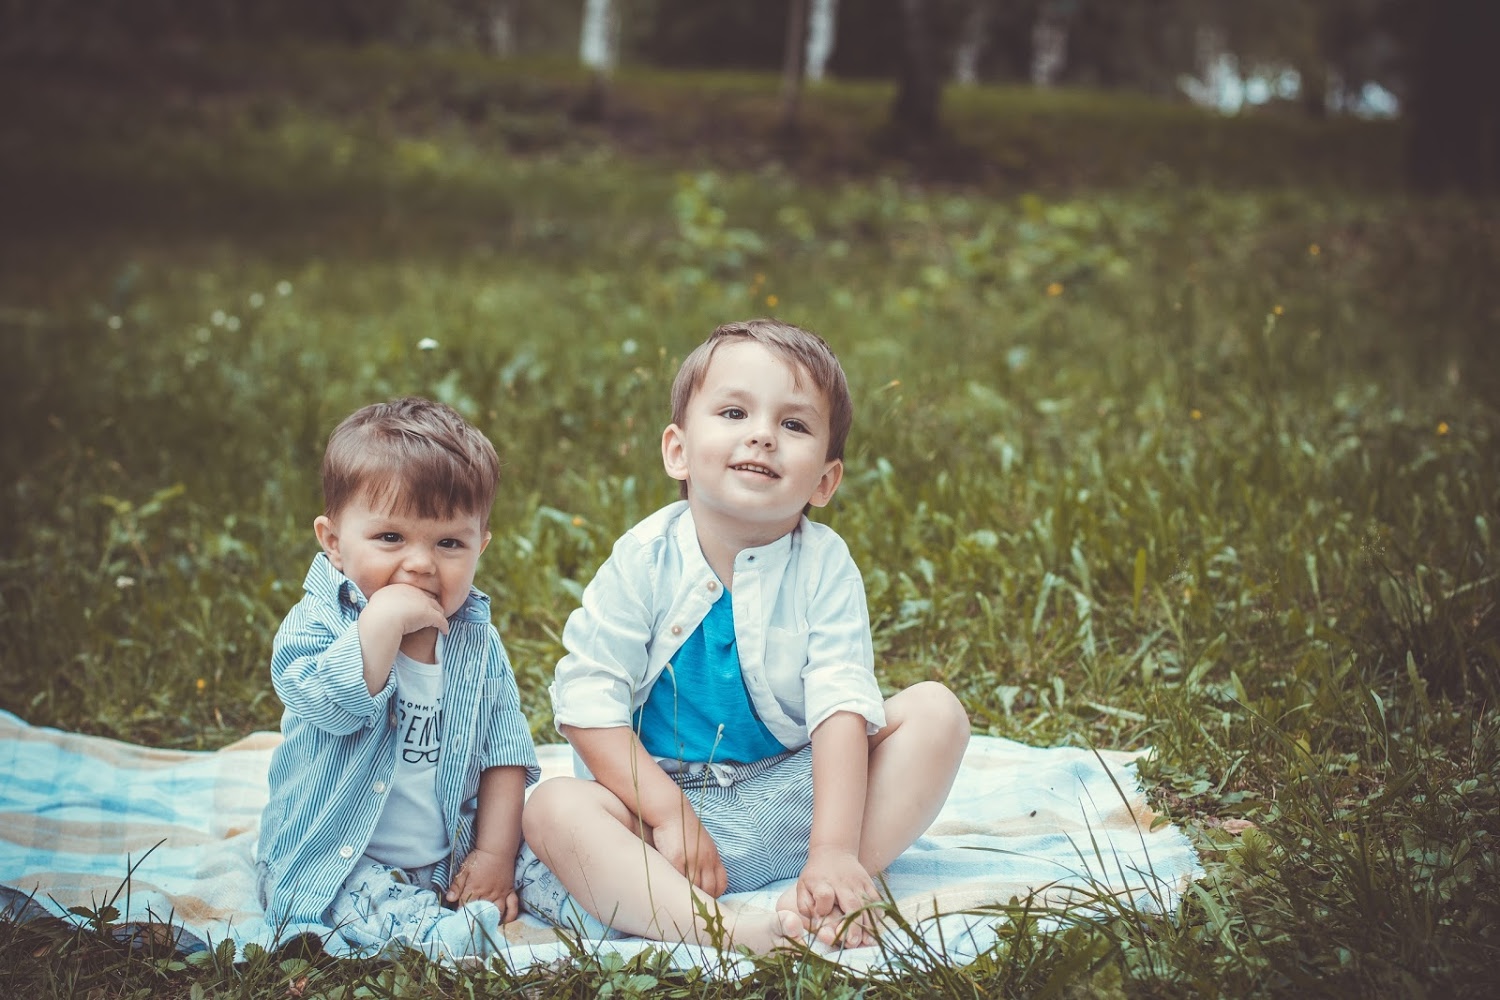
[706,581,718,592]
[339,845,354,859]
[372,781,387,794]
[671,625,683,636]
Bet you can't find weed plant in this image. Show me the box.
[0,45,1496,999]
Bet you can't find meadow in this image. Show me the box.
[1,45,1497,998]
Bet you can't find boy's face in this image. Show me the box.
[313,490,490,619]
[662,339,843,535]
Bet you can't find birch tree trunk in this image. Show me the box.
[953,2,987,85]
[806,0,838,82]
[577,0,617,121]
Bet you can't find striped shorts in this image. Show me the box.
[516,744,814,934]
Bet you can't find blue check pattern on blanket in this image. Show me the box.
[0,709,1201,972]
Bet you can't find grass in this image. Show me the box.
[1,42,1497,998]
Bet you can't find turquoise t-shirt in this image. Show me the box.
[633,590,787,764]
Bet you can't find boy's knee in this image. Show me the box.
[904,681,971,747]
[521,778,576,839]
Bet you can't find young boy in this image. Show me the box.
[518,319,970,952]
[256,397,539,958]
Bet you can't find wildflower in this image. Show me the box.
[1308,243,1321,256]
[1191,409,1202,421]
[1273,305,1284,316]
[765,294,779,308]
[276,280,293,297]
[417,337,439,351]
[621,339,638,356]
[225,315,241,332]
[196,678,206,692]
[1046,282,1064,297]
[107,315,123,330]
[1437,421,1450,436]
[211,310,226,327]
[248,292,265,309]
[115,575,136,589]
[571,516,585,527]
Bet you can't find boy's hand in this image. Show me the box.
[650,808,728,898]
[797,845,880,948]
[447,848,520,923]
[363,583,450,638]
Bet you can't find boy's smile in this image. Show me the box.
[314,493,491,623]
[662,340,843,549]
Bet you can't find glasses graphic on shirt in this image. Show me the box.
[403,747,440,764]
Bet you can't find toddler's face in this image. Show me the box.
[663,339,842,535]
[317,490,490,619]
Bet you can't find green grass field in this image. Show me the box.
[1,45,1497,998]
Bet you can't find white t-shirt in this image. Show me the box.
[364,651,448,869]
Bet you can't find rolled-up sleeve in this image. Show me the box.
[550,536,655,732]
[800,556,886,736]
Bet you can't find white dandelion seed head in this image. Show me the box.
[417,337,440,351]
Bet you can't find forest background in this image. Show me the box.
[1,1,1497,997]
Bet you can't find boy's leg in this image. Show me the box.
[775,681,970,944]
[859,681,971,870]
[329,856,503,959]
[522,776,800,951]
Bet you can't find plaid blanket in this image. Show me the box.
[0,709,1200,972]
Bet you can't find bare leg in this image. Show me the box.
[523,777,803,953]
[775,681,971,944]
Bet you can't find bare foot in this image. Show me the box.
[774,884,875,949]
[722,901,808,954]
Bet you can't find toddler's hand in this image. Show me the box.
[363,583,450,638]
[651,808,727,898]
[446,848,520,923]
[797,846,881,948]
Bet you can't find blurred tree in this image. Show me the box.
[890,0,943,137]
[576,0,619,120]
[1405,0,1499,195]
[780,0,810,134]
[806,0,839,80]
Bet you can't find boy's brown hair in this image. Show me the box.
[321,397,500,528]
[671,317,852,452]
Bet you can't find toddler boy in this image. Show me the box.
[256,397,538,958]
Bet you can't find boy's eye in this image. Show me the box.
[437,538,464,549]
[720,407,747,420]
[376,532,403,544]
[782,419,809,434]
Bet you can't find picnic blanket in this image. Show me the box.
[0,708,1201,973]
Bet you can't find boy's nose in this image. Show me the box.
[403,548,436,573]
[746,425,777,448]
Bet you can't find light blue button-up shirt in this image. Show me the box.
[551,501,887,761]
[256,554,539,927]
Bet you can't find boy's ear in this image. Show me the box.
[807,458,844,508]
[313,515,343,571]
[661,424,691,486]
[479,530,492,555]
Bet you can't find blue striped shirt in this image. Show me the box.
[255,554,539,927]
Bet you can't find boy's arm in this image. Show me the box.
[272,598,395,734]
[447,765,527,921]
[799,710,880,943]
[564,724,728,898]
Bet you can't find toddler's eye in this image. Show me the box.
[721,407,747,420]
[438,538,464,549]
[377,532,403,543]
[782,419,809,433]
